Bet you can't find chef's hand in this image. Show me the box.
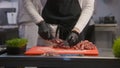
[37,21,54,40]
[66,31,79,47]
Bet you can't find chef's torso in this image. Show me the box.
[42,0,81,27]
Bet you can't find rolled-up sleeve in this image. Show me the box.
[23,0,44,24]
[73,0,95,33]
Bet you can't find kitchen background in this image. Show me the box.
[0,0,120,48]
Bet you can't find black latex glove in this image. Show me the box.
[66,31,79,47]
[37,21,54,40]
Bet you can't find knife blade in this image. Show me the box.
[63,41,69,46]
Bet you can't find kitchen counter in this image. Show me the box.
[95,24,117,32]
[0,48,120,68]
[0,25,18,29]
[0,24,120,68]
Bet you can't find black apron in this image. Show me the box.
[42,0,82,40]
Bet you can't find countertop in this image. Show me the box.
[0,48,120,68]
[0,25,18,29]
[94,24,118,31]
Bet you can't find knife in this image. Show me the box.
[63,41,69,46]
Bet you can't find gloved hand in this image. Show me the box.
[66,31,79,47]
[37,21,54,40]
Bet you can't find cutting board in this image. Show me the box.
[25,46,99,56]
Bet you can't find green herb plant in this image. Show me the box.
[5,38,28,48]
[113,37,120,57]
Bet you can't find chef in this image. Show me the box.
[17,0,95,48]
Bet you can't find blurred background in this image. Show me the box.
[0,0,120,49]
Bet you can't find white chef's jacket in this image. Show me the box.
[17,0,95,48]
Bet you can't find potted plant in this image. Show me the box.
[113,37,120,57]
[5,38,28,55]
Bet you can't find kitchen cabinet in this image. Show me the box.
[95,24,118,48]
